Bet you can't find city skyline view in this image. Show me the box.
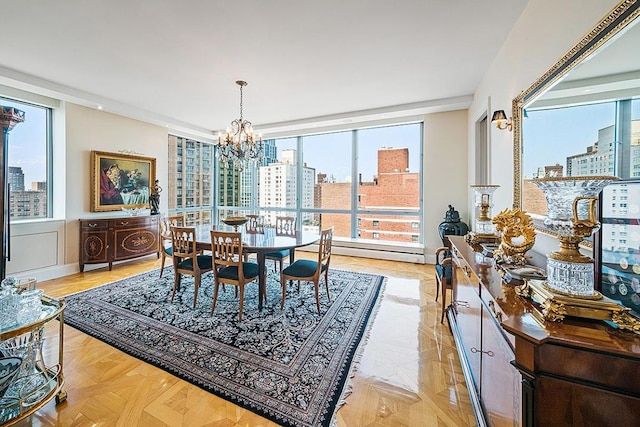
[523,100,640,178]
[270,123,421,183]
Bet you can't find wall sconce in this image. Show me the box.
[491,110,512,131]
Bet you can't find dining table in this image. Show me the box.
[192,224,320,310]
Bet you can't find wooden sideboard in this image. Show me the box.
[446,236,640,427]
[79,215,160,271]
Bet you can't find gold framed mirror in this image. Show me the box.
[512,0,640,234]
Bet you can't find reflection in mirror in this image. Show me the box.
[598,179,640,318]
[513,1,640,232]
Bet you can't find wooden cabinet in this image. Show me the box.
[448,241,521,427]
[447,236,640,427]
[79,215,159,271]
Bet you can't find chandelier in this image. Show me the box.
[218,80,263,169]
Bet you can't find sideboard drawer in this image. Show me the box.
[112,216,156,228]
[80,220,109,230]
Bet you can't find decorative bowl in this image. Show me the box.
[121,207,151,217]
[222,216,249,229]
[0,357,22,397]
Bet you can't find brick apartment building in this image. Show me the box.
[316,147,420,242]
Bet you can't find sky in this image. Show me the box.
[3,98,48,186]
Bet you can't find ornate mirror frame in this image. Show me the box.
[512,0,640,221]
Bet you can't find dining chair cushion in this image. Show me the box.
[283,259,327,278]
[265,249,289,259]
[435,263,452,281]
[217,262,260,280]
[177,254,213,271]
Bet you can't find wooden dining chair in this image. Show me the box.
[159,213,185,278]
[265,216,296,272]
[170,226,213,308]
[243,214,264,262]
[280,226,333,314]
[435,246,454,323]
[210,230,260,321]
[245,214,264,233]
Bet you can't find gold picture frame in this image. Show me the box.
[90,150,156,212]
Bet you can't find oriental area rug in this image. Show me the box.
[63,266,385,427]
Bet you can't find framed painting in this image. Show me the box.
[90,150,156,212]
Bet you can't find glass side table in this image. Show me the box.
[0,295,66,425]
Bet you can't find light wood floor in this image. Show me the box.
[13,254,476,427]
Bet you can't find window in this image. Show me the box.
[2,96,52,221]
[256,123,422,244]
[172,122,423,245]
[168,135,213,224]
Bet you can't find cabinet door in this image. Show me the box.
[449,270,482,396]
[113,217,159,261]
[480,306,521,427]
[80,221,110,263]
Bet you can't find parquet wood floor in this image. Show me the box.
[12,254,476,427]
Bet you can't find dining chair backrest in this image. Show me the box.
[161,214,185,239]
[275,216,296,236]
[245,214,264,233]
[210,231,247,279]
[317,226,333,268]
[170,226,198,259]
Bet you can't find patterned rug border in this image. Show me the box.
[63,266,386,427]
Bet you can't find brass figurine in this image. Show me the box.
[491,208,536,266]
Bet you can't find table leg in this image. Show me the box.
[289,248,296,264]
[257,252,266,310]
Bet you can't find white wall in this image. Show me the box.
[64,103,168,269]
[424,110,469,259]
[469,0,620,210]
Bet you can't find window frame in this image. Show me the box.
[1,95,54,222]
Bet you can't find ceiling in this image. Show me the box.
[1,0,528,137]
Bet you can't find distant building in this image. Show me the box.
[534,164,563,178]
[239,139,277,208]
[168,135,214,224]
[7,167,47,219]
[31,181,47,191]
[601,182,640,252]
[8,166,24,191]
[259,149,314,225]
[565,121,640,177]
[10,190,47,219]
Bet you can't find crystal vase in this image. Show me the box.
[471,185,500,236]
[531,176,619,298]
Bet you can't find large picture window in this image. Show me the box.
[2,96,52,221]
[167,122,423,246]
[258,122,423,244]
